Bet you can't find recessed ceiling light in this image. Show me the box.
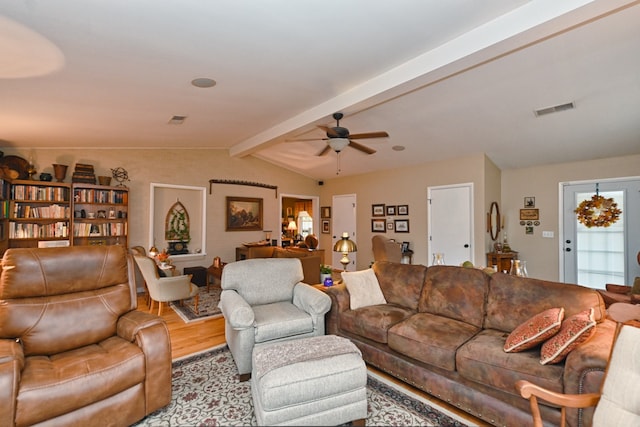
[392,145,405,151]
[191,78,216,88]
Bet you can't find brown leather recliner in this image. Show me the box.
[0,245,172,427]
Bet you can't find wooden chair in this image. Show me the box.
[133,254,199,316]
[516,303,640,427]
[130,245,150,307]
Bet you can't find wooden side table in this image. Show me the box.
[206,262,226,292]
[486,251,518,273]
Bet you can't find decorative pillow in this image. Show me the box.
[631,277,640,295]
[504,308,564,353]
[540,308,596,365]
[341,268,387,310]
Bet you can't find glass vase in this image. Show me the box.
[432,253,445,266]
[509,259,528,277]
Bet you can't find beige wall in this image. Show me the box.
[5,148,637,281]
[501,153,640,281]
[318,154,490,269]
[3,148,320,270]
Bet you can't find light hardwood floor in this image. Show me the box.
[136,293,491,426]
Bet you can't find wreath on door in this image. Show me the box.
[574,194,621,228]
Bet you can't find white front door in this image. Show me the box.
[561,178,640,288]
[428,183,473,266]
[332,194,357,270]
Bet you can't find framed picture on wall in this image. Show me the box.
[371,218,386,232]
[394,219,410,233]
[322,219,331,234]
[321,206,331,218]
[372,204,385,217]
[387,221,393,230]
[386,205,396,215]
[397,205,409,215]
[226,196,263,231]
[519,208,539,221]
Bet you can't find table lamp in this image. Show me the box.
[287,220,297,238]
[333,232,357,271]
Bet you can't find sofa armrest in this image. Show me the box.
[117,310,167,341]
[219,289,255,329]
[324,283,351,335]
[293,283,331,315]
[0,339,23,426]
[605,283,631,294]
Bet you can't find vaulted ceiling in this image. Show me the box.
[1,0,639,180]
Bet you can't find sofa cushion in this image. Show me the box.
[457,329,564,396]
[253,301,314,343]
[372,261,427,310]
[485,273,605,333]
[342,268,387,310]
[418,265,488,328]
[388,312,480,371]
[540,308,596,365]
[340,304,414,344]
[504,307,565,353]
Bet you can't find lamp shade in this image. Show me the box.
[328,138,349,152]
[287,220,297,231]
[333,232,357,253]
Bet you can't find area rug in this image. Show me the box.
[170,286,222,323]
[134,345,472,426]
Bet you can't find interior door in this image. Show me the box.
[561,178,640,288]
[332,194,357,270]
[428,184,473,266]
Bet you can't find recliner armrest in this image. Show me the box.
[605,283,631,294]
[117,310,167,342]
[219,290,255,329]
[293,283,331,315]
[0,339,25,425]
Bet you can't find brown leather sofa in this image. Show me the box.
[0,246,172,427]
[326,262,615,427]
[236,246,323,284]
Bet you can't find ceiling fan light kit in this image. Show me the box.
[328,138,349,152]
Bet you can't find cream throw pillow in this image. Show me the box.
[342,268,387,310]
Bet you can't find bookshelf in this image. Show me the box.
[71,183,128,247]
[8,180,71,249]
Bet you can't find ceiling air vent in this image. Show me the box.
[534,102,575,117]
[168,115,187,124]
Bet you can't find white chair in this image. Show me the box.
[517,303,640,427]
[134,255,199,316]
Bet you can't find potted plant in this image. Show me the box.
[320,264,332,284]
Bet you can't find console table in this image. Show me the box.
[486,251,518,273]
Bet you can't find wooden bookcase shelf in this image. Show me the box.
[72,183,129,247]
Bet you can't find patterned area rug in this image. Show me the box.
[134,345,471,426]
[170,286,222,323]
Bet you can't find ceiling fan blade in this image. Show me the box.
[348,140,376,155]
[318,125,340,138]
[316,145,332,156]
[348,131,389,140]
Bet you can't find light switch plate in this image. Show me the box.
[542,231,554,238]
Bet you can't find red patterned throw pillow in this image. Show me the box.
[504,308,564,353]
[540,308,596,365]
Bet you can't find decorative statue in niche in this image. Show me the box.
[165,200,190,254]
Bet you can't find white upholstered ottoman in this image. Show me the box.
[251,335,367,426]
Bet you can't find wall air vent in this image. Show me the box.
[168,115,187,124]
[534,102,575,117]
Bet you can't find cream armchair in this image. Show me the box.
[134,255,199,315]
[218,258,331,380]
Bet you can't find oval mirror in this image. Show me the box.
[489,201,500,241]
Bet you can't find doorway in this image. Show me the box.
[561,177,640,288]
[279,194,319,247]
[427,183,473,266]
[332,194,357,270]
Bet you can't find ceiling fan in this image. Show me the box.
[287,112,389,156]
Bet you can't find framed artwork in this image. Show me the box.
[321,206,331,218]
[372,204,385,217]
[394,219,410,233]
[371,218,386,232]
[401,241,410,253]
[397,205,409,215]
[387,221,393,230]
[226,196,263,231]
[386,205,396,215]
[519,208,539,221]
[524,197,535,208]
[322,219,331,234]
